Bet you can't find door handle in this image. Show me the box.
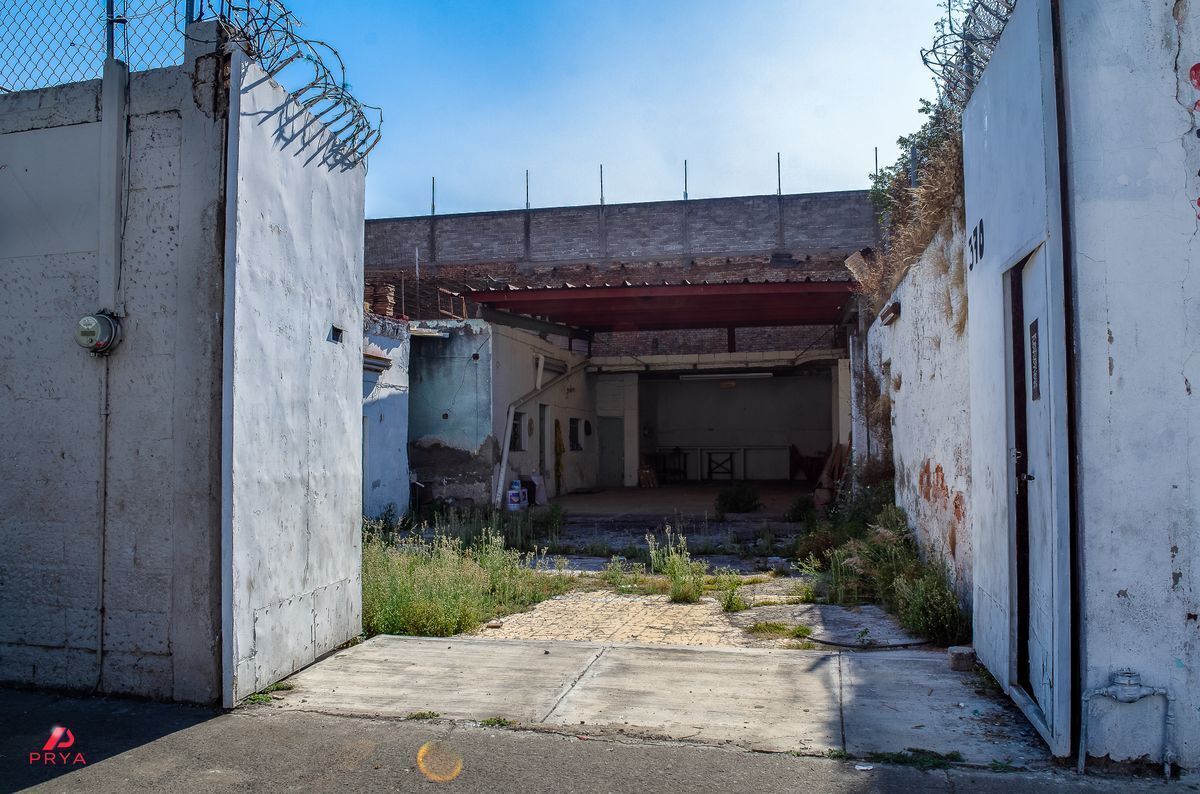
[1018,473,1035,482]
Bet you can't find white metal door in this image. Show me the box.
[1018,249,1056,716]
[964,0,1074,756]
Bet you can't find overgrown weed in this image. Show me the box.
[362,523,572,637]
[647,528,707,603]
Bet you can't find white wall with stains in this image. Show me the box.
[866,214,973,601]
[221,50,366,705]
[363,315,411,519]
[1060,0,1200,766]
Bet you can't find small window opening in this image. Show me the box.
[569,418,583,451]
[510,411,526,451]
[330,325,345,343]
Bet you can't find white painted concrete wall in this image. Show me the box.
[490,325,594,496]
[1060,0,1200,766]
[363,315,411,518]
[866,216,973,600]
[0,38,228,702]
[963,0,1066,743]
[222,51,365,705]
[963,0,1200,764]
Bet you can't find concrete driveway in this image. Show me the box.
[273,635,1044,766]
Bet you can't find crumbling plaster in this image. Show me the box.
[866,214,973,601]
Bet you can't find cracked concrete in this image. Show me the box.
[271,635,1045,766]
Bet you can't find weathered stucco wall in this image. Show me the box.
[866,215,973,600]
[363,314,411,518]
[1061,0,1200,766]
[408,321,497,507]
[222,50,365,705]
[0,38,228,702]
[490,325,594,497]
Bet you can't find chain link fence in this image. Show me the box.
[0,1,192,93]
[1,0,381,163]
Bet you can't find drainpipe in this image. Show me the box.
[1077,669,1175,779]
[493,362,589,506]
[92,49,129,693]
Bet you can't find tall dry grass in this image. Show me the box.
[853,127,965,314]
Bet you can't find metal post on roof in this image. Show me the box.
[414,247,421,321]
[525,169,530,210]
[776,152,782,195]
[683,159,688,201]
[430,176,436,216]
[105,0,116,60]
[599,164,605,206]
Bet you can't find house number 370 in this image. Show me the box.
[967,218,984,271]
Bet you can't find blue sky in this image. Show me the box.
[286,1,944,218]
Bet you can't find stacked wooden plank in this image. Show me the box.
[366,283,396,317]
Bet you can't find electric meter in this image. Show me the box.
[74,313,122,356]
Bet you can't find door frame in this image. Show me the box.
[1002,242,1074,753]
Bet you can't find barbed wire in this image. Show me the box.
[920,0,1016,110]
[214,1,382,165]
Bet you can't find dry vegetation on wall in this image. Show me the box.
[848,101,966,316]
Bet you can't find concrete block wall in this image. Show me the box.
[364,191,876,356]
[367,190,876,268]
[865,213,973,601]
[0,45,229,702]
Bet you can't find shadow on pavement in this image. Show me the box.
[0,686,218,791]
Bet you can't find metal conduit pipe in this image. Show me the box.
[1077,668,1175,779]
[493,361,590,507]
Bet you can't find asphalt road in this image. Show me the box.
[2,688,1187,793]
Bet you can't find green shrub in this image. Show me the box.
[793,523,841,561]
[714,483,762,516]
[601,556,629,589]
[784,494,817,524]
[895,563,970,646]
[647,529,707,603]
[828,480,893,531]
[601,556,649,592]
[361,527,571,637]
[790,500,971,646]
[713,567,748,612]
